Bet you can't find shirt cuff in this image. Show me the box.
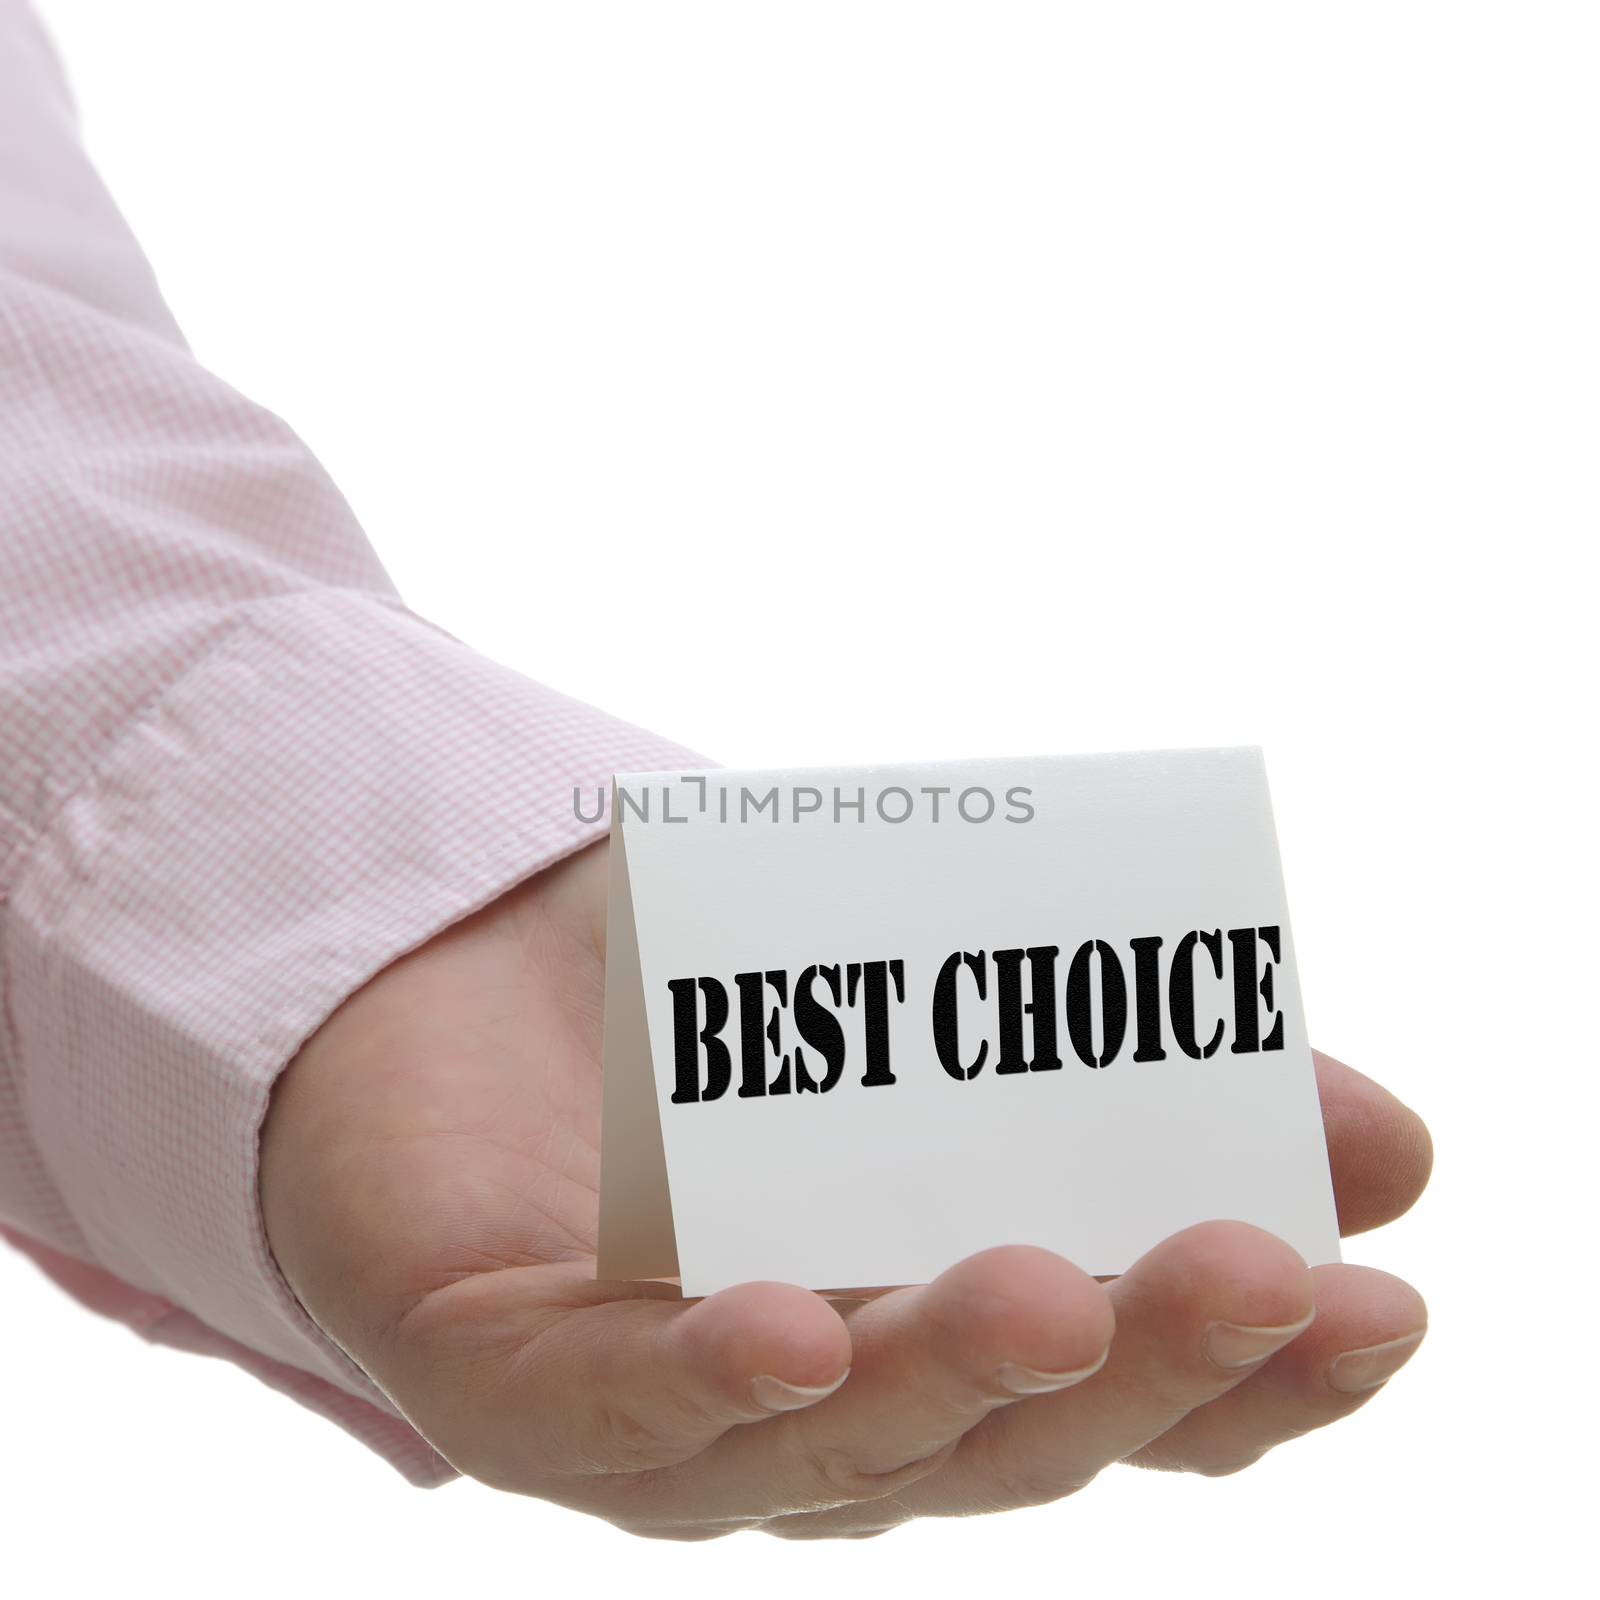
[4,585,701,1481]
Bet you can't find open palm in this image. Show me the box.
[261,840,1431,1540]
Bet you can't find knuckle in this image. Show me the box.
[800,1443,901,1501]
[591,1401,696,1473]
[792,1436,956,1504]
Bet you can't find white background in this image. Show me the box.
[5,2,1593,1594]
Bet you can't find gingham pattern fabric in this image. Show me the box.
[0,1,697,1484]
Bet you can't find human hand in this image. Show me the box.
[260,839,1431,1540]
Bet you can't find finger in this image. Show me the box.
[384,1262,853,1489]
[783,1220,1315,1534]
[1121,1263,1427,1476]
[593,1243,1114,1534]
[1313,1049,1433,1235]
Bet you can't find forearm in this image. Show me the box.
[0,0,695,1475]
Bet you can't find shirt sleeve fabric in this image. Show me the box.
[0,0,698,1484]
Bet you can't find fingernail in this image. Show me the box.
[1327,1332,1425,1393]
[1204,1310,1316,1370]
[995,1347,1109,1396]
[750,1368,850,1413]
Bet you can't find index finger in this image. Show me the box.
[1313,1049,1433,1236]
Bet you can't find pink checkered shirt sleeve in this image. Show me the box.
[0,2,697,1484]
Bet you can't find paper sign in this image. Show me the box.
[597,747,1341,1297]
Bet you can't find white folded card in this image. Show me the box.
[597,746,1341,1297]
